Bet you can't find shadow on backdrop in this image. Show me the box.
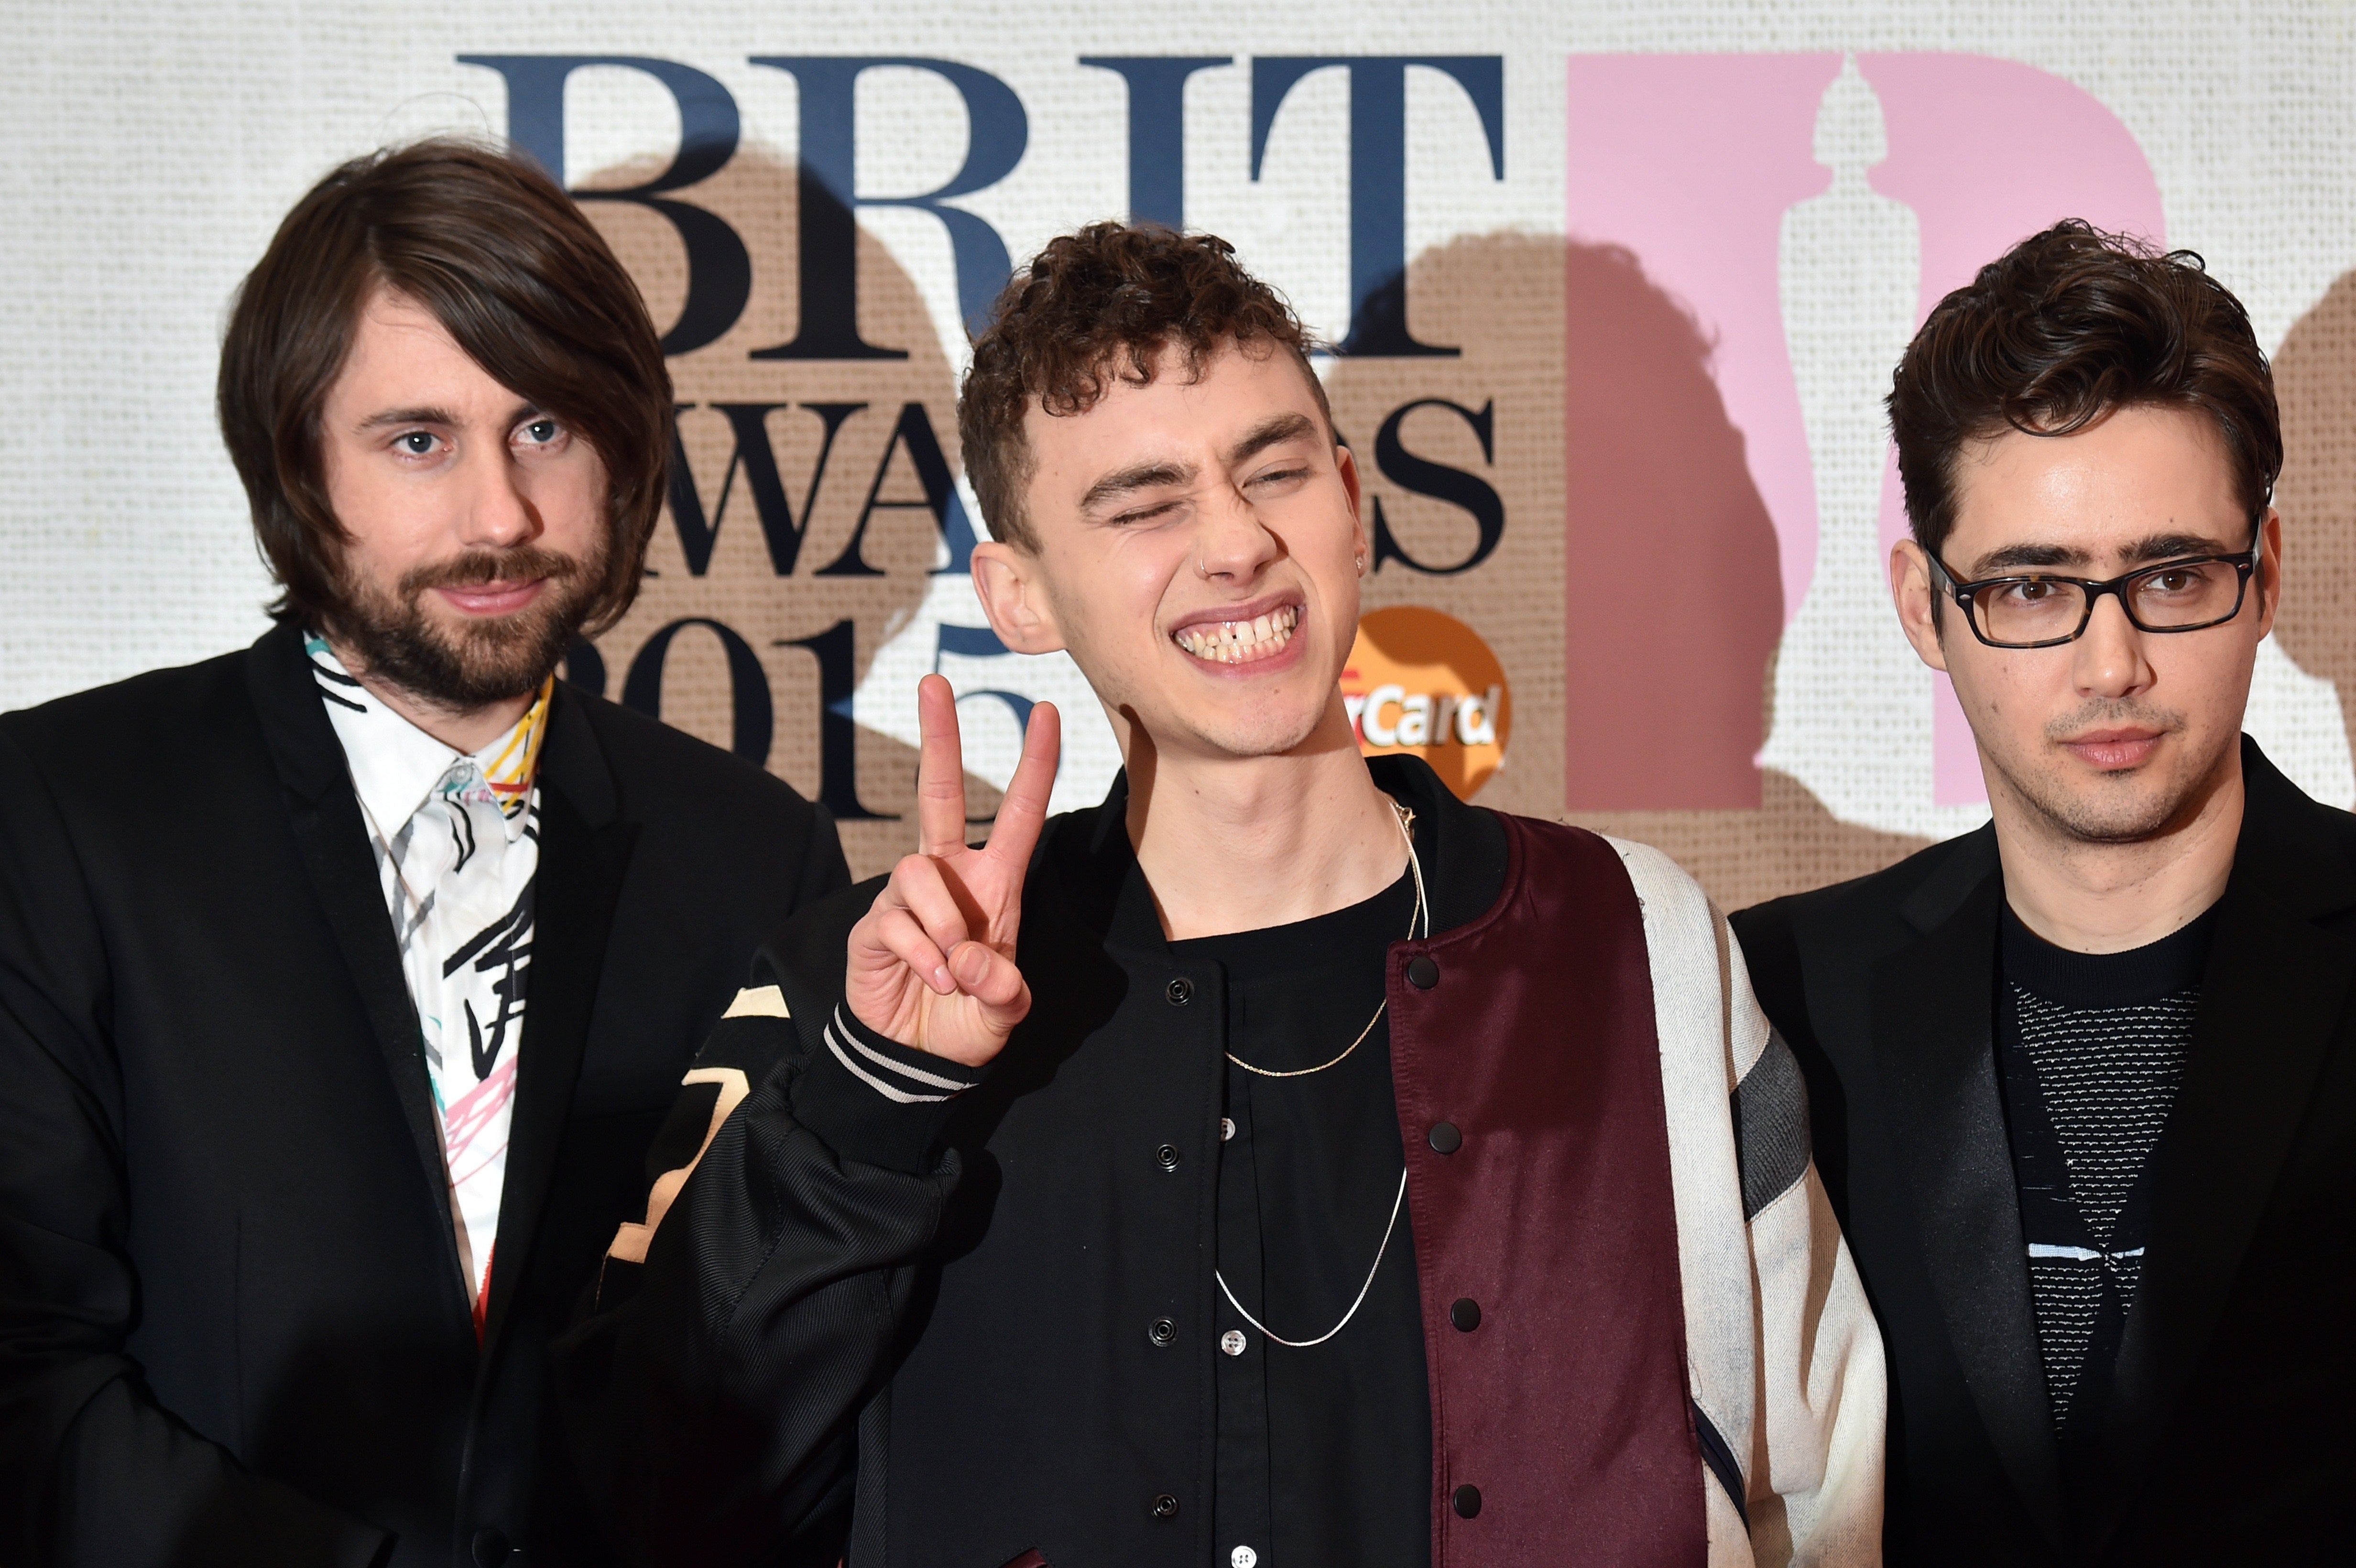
[571,151,994,876]
[1562,240,1784,811]
[2269,264,2356,765]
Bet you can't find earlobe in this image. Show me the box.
[971,543,1066,656]
[1889,539,1952,674]
[2255,509,2285,630]
[1335,443,1368,571]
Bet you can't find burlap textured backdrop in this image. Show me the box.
[10,3,2356,910]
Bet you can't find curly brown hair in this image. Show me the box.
[958,222,1330,551]
[218,139,672,637]
[1889,219,2280,566]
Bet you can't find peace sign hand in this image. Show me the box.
[844,674,1061,1067]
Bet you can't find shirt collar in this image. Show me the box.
[306,635,552,837]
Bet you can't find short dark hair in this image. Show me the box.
[217,139,671,635]
[958,223,1329,551]
[1888,220,2280,564]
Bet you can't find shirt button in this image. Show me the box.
[1452,1483,1483,1518]
[1166,977,1194,1006]
[1221,1329,1247,1356]
[1428,1121,1463,1154]
[1221,1117,1236,1142]
[1149,1318,1178,1347]
[1407,955,1440,989]
[1232,1548,1260,1568]
[471,1527,512,1567]
[1450,1297,1482,1331]
[1156,1143,1181,1171]
[1152,1492,1181,1520]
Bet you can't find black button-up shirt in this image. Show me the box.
[1173,858,1430,1568]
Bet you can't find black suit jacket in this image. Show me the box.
[0,622,849,1568]
[1732,737,2356,1565]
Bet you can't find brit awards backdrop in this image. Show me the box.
[11,2,2356,904]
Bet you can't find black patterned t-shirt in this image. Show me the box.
[1994,901,2214,1463]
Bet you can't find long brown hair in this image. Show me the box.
[217,138,670,635]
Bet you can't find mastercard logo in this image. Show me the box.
[1341,606,1512,800]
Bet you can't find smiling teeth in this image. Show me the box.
[1176,604,1300,664]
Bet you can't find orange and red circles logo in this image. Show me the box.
[1341,606,1511,800]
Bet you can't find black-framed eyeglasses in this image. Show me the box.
[1929,544,2262,649]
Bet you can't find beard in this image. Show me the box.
[328,540,607,710]
[1984,696,2217,845]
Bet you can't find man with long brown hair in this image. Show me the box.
[0,141,847,1566]
[1734,222,2352,1563]
[560,223,1883,1568]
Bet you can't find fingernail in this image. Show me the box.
[931,965,953,993]
[954,946,990,985]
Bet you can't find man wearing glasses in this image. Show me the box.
[1733,220,2352,1565]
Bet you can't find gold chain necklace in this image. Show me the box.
[1223,802,1428,1079]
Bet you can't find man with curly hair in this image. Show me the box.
[561,224,1883,1568]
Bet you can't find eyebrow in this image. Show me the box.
[1079,459,1197,514]
[1224,411,1319,466]
[353,402,544,435]
[1075,412,1323,515]
[1967,530,2247,577]
[356,406,458,433]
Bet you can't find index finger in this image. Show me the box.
[984,700,1060,870]
[915,674,969,856]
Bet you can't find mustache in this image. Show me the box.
[398,546,588,598]
[2043,697,2185,741]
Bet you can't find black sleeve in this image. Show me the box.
[553,890,984,1568]
[793,802,853,911]
[0,726,388,1568]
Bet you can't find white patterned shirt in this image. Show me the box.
[309,637,551,1334]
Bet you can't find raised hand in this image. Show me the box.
[844,674,1061,1067]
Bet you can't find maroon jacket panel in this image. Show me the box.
[1388,813,1706,1568]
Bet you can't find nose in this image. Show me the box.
[1190,481,1284,583]
[2069,591,2155,700]
[458,444,542,552]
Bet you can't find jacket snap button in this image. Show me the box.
[472,1527,513,1567]
[1407,955,1440,989]
[1149,1317,1178,1347]
[1152,1492,1181,1519]
[1156,1143,1181,1171]
[1428,1121,1463,1154]
[1166,977,1194,1006]
[1449,1297,1482,1332]
[1452,1484,1483,1519]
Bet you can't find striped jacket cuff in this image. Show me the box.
[789,1003,986,1173]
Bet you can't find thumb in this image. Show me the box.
[949,939,1030,1024]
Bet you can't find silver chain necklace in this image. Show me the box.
[1214,798,1425,1348]
[1218,1168,1409,1348]
[1223,802,1427,1079]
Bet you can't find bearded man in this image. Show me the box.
[0,142,848,1568]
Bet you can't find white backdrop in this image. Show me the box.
[9,0,2356,894]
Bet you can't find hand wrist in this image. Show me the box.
[790,1004,988,1173]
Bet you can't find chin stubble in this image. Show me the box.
[1990,698,2209,845]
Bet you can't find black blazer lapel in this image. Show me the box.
[242,623,471,1312]
[481,687,637,1353]
[1871,828,2071,1554]
[2078,742,2356,1557]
